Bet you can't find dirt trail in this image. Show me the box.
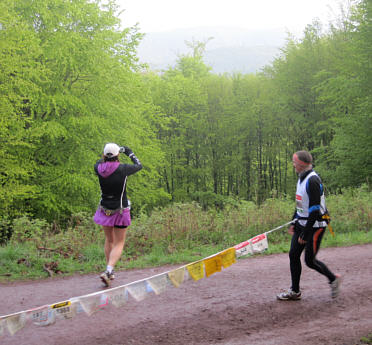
[1,244,371,345]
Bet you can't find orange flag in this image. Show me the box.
[204,255,222,277]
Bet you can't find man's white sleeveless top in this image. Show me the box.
[296,171,327,227]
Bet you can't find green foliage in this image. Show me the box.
[0,217,12,244]
[0,0,42,219]
[360,333,372,344]
[7,212,102,265]
[1,186,371,281]
[0,0,167,226]
[0,0,371,243]
[312,0,372,190]
[326,184,372,233]
[10,216,49,245]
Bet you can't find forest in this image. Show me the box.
[0,0,371,238]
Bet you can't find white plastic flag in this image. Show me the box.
[250,233,268,253]
[28,305,56,327]
[79,293,108,316]
[146,282,154,293]
[0,318,5,337]
[6,312,27,336]
[104,287,128,308]
[126,280,149,301]
[234,239,253,258]
[146,273,169,295]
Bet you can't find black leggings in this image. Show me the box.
[289,226,336,292]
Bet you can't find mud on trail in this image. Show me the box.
[1,244,371,345]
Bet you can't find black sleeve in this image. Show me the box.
[305,175,322,230]
[122,153,142,176]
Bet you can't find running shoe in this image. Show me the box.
[277,288,302,301]
[330,274,341,299]
[109,270,115,280]
[100,271,111,287]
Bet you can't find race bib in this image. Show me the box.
[296,194,303,213]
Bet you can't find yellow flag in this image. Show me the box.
[204,255,222,277]
[220,247,236,268]
[168,267,185,288]
[187,261,205,281]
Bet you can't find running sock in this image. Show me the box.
[106,265,113,274]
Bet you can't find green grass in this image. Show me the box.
[1,229,370,282]
[0,186,371,282]
[360,333,372,344]
[122,243,228,270]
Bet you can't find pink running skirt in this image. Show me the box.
[94,207,131,228]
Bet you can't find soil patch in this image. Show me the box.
[1,244,371,345]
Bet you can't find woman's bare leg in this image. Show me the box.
[107,227,128,268]
[103,226,114,264]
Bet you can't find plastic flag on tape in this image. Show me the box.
[104,287,128,308]
[146,274,169,295]
[28,305,56,326]
[52,299,79,320]
[0,222,290,337]
[204,255,222,277]
[79,293,108,316]
[220,248,236,268]
[6,312,27,336]
[187,261,205,281]
[126,280,149,302]
[250,234,268,253]
[146,282,154,293]
[234,239,253,258]
[0,318,5,338]
[168,267,186,288]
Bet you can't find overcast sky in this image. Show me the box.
[117,0,346,33]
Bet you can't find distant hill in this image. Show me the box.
[136,27,294,74]
[204,45,281,74]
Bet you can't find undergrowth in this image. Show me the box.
[0,185,371,281]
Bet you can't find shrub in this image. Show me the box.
[10,216,50,246]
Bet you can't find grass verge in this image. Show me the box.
[1,229,371,282]
[0,186,371,282]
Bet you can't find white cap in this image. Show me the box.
[103,143,120,157]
